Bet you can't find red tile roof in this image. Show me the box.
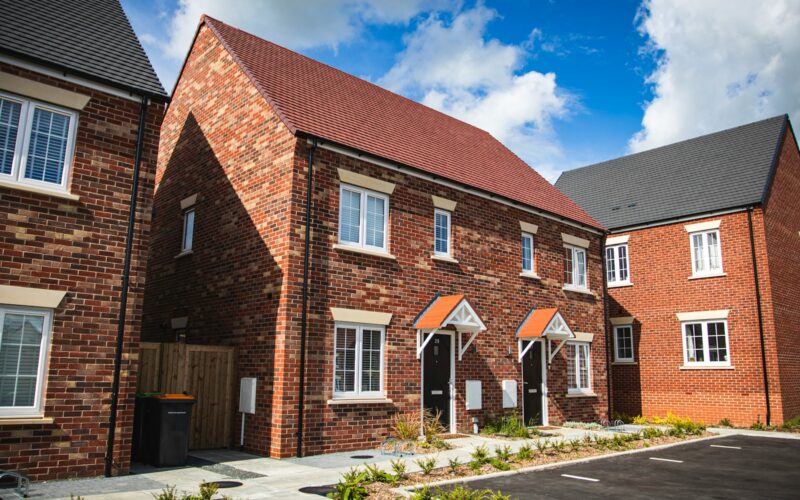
[516,308,558,339]
[414,295,466,330]
[202,16,602,229]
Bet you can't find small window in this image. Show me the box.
[0,306,52,417]
[613,325,634,362]
[0,92,77,192]
[182,208,195,252]
[434,209,451,256]
[338,185,389,252]
[606,244,629,284]
[567,342,591,393]
[690,229,722,276]
[521,233,534,273]
[683,320,729,366]
[564,245,587,289]
[333,324,385,399]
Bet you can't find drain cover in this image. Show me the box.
[299,485,336,496]
[203,480,243,489]
[350,454,374,459]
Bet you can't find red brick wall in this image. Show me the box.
[763,126,800,422]
[608,211,782,426]
[0,63,164,479]
[143,25,608,459]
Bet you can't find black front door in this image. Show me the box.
[522,341,543,426]
[423,334,451,429]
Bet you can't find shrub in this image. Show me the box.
[470,445,489,464]
[415,456,437,476]
[488,457,511,471]
[410,485,433,500]
[415,485,509,500]
[516,443,533,461]
[551,440,567,453]
[494,445,511,462]
[328,468,369,500]
[423,409,446,443]
[535,439,549,453]
[718,418,733,428]
[782,415,800,430]
[390,459,407,479]
[364,463,393,484]
[393,410,421,441]
[751,418,766,431]
[448,457,461,474]
[613,413,634,424]
[154,482,227,500]
[482,414,530,438]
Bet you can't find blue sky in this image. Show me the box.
[121,0,800,182]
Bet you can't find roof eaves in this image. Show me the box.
[202,16,299,135]
[760,115,791,206]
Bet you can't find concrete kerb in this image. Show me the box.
[393,433,726,497]
[707,427,800,440]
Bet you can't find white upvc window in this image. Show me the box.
[338,184,389,252]
[682,320,730,367]
[0,306,53,417]
[613,325,634,362]
[333,323,385,399]
[690,229,722,277]
[0,92,78,193]
[521,233,534,273]
[181,208,195,252]
[434,209,451,256]
[606,244,629,284]
[564,245,588,290]
[566,342,592,394]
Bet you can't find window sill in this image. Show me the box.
[608,281,633,288]
[333,244,396,260]
[566,392,597,398]
[519,272,541,280]
[431,254,459,264]
[327,398,393,405]
[680,365,734,370]
[0,417,54,425]
[0,179,80,201]
[612,361,637,365]
[562,285,593,296]
[688,272,727,280]
[174,249,194,259]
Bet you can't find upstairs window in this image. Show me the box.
[690,229,722,277]
[333,324,385,399]
[521,233,534,274]
[0,306,52,417]
[339,185,389,252]
[564,245,587,290]
[567,342,592,394]
[181,208,195,253]
[434,209,451,256]
[606,244,629,284]
[0,92,77,192]
[613,325,634,362]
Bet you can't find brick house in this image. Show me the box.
[142,16,608,459]
[0,0,167,480]
[557,116,800,427]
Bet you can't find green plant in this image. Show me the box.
[153,486,179,500]
[415,456,437,476]
[494,444,511,461]
[613,412,634,424]
[390,458,407,479]
[364,463,393,483]
[448,457,461,474]
[719,418,733,428]
[329,468,369,500]
[482,415,530,438]
[154,482,227,500]
[583,433,594,446]
[470,445,489,464]
[568,438,582,452]
[782,415,800,430]
[423,409,446,444]
[414,485,509,500]
[535,439,549,453]
[393,410,421,440]
[488,457,511,471]
[516,443,533,461]
[410,485,433,500]
[551,439,567,453]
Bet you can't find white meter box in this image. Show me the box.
[239,377,257,414]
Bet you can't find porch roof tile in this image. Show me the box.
[516,308,558,339]
[414,294,465,330]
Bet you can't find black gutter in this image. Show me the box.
[296,139,318,457]
[747,206,771,426]
[600,233,612,420]
[105,95,149,477]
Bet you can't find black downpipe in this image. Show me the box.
[297,139,318,457]
[747,207,771,426]
[105,96,149,477]
[600,234,612,420]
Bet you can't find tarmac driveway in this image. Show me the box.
[454,435,800,499]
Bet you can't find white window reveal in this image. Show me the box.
[683,320,729,367]
[566,342,592,394]
[181,208,195,253]
[606,244,629,284]
[0,306,53,417]
[338,185,389,252]
[613,325,634,362]
[521,233,534,274]
[564,245,588,290]
[0,92,78,192]
[333,324,385,399]
[434,209,451,256]
[690,229,723,277]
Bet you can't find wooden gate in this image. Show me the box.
[137,342,235,449]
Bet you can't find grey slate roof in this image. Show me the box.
[555,115,789,230]
[0,0,167,99]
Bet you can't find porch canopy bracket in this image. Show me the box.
[413,294,487,360]
[515,307,575,365]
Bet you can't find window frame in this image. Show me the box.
[563,244,588,290]
[181,208,195,253]
[337,184,390,253]
[613,325,634,363]
[566,342,592,394]
[605,244,630,285]
[0,91,78,193]
[433,208,452,257]
[0,305,53,417]
[681,319,730,367]
[332,322,386,399]
[521,232,535,274]
[689,229,723,277]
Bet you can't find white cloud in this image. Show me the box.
[630,0,800,152]
[380,6,572,182]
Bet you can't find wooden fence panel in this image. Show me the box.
[137,342,162,393]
